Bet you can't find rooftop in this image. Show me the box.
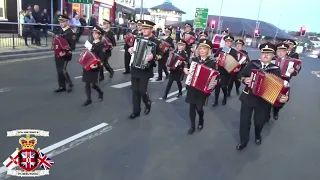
[149,0,186,14]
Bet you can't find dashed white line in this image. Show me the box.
[111,81,131,88]
[0,88,10,93]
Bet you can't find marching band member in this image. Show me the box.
[123,20,138,74]
[162,39,188,99]
[128,20,162,119]
[221,29,229,35]
[271,43,300,120]
[236,43,289,150]
[182,23,196,62]
[199,31,208,40]
[82,26,104,106]
[99,19,116,80]
[284,39,299,59]
[54,15,74,93]
[137,20,143,36]
[184,39,218,135]
[227,39,250,96]
[212,35,238,106]
[156,27,174,81]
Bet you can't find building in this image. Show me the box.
[115,0,135,22]
[147,0,185,29]
[135,8,152,21]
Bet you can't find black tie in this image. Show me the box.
[262,65,267,69]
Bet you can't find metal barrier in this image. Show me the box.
[0,22,127,49]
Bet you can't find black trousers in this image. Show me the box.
[239,102,270,144]
[85,82,102,100]
[164,75,182,96]
[55,59,72,89]
[100,55,114,78]
[214,84,228,102]
[124,50,131,73]
[131,76,151,114]
[158,60,169,80]
[34,28,41,45]
[189,103,204,128]
[228,72,241,94]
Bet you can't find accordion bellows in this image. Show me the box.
[52,37,71,56]
[78,49,100,71]
[185,61,219,94]
[250,69,289,106]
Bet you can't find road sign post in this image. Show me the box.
[193,8,209,30]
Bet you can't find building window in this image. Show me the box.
[0,0,7,20]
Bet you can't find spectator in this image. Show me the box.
[23,10,35,46]
[41,9,50,36]
[71,14,81,38]
[32,5,42,46]
[19,10,25,37]
[77,15,87,42]
[53,10,61,34]
[88,15,97,41]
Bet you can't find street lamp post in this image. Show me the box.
[139,0,143,20]
[254,0,263,47]
[217,0,224,34]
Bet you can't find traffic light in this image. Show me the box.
[211,20,216,29]
[300,26,307,36]
[254,29,260,37]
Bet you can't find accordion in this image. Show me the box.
[183,33,196,45]
[274,58,301,78]
[125,32,135,47]
[78,49,100,71]
[102,36,113,51]
[159,40,171,54]
[212,34,225,53]
[167,52,185,70]
[237,51,248,63]
[130,38,157,69]
[218,47,241,73]
[249,69,290,106]
[185,61,219,94]
[51,36,71,57]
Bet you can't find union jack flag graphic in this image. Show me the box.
[37,152,54,170]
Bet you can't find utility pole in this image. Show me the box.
[217,0,224,34]
[139,0,143,20]
[254,0,263,47]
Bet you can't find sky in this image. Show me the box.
[139,0,319,32]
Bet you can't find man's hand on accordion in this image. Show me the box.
[59,51,66,57]
[279,95,289,103]
[146,54,154,61]
[90,64,98,69]
[243,77,252,85]
[128,47,134,54]
[183,68,190,75]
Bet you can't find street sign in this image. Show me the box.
[68,0,93,4]
[194,8,209,29]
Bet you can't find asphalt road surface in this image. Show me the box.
[0,47,319,180]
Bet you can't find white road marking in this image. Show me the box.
[0,88,10,93]
[74,68,125,79]
[149,72,167,82]
[311,71,320,77]
[159,87,186,100]
[111,81,131,88]
[0,122,111,175]
[166,89,186,103]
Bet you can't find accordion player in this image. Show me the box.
[185,61,219,94]
[102,36,113,51]
[217,46,245,73]
[159,40,171,54]
[274,57,301,78]
[52,36,71,57]
[125,32,136,47]
[79,48,101,71]
[130,37,157,69]
[167,52,185,70]
[183,33,196,46]
[248,69,290,107]
[212,34,225,53]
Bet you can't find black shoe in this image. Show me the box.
[98,92,104,101]
[144,104,151,115]
[236,89,240,95]
[255,138,262,146]
[198,122,204,131]
[123,71,130,74]
[273,112,279,120]
[236,143,247,151]
[82,100,92,106]
[54,87,66,93]
[129,113,140,119]
[188,127,195,134]
[176,92,182,98]
[162,96,167,100]
[109,72,114,78]
[227,92,231,97]
[156,78,162,81]
[212,101,218,107]
[222,98,227,105]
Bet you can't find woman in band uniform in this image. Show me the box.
[82,26,104,106]
[162,39,188,99]
[183,39,218,135]
[236,43,289,150]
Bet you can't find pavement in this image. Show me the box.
[0,47,319,180]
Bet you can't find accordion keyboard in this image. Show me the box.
[185,62,197,85]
